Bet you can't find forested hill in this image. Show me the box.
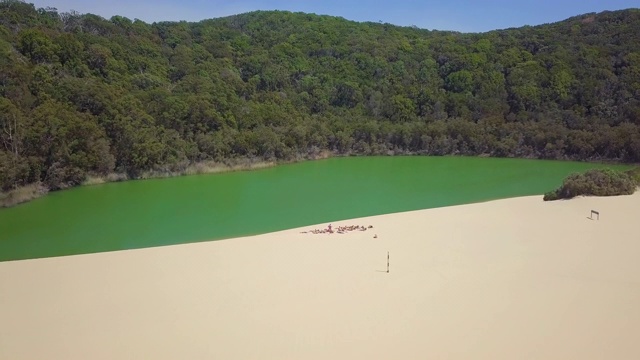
[1,1,640,194]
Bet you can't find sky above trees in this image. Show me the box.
[27,0,640,32]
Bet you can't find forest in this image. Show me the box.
[1,0,639,200]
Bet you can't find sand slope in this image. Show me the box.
[1,193,640,359]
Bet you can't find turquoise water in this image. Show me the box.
[0,156,628,261]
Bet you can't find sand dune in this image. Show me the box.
[1,193,640,359]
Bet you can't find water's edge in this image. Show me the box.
[0,156,629,261]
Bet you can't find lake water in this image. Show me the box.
[0,156,628,261]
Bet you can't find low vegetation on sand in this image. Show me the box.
[626,167,640,185]
[544,168,639,201]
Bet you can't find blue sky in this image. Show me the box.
[28,0,639,32]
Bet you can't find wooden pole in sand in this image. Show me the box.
[387,251,389,273]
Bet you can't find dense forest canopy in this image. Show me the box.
[1,0,640,193]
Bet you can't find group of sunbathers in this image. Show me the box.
[302,224,373,235]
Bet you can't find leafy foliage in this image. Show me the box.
[625,167,640,185]
[1,1,640,195]
[543,168,637,200]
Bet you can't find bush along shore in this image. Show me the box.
[0,182,49,208]
[544,168,640,201]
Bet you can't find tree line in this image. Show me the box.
[1,0,640,194]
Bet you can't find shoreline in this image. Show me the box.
[0,157,637,262]
[0,157,287,208]
[2,193,639,359]
[2,154,635,208]
[0,151,339,208]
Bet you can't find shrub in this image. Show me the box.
[543,168,637,201]
[626,167,640,186]
[543,190,559,201]
[0,183,49,207]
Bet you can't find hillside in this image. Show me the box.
[1,0,639,198]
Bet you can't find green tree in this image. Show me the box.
[17,28,59,63]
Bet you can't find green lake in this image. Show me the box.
[0,156,629,261]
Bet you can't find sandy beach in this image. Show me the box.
[1,193,640,359]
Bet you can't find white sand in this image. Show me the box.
[1,193,640,359]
